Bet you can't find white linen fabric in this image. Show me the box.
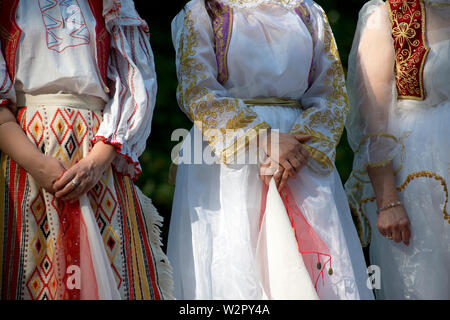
[0,0,157,179]
[256,178,319,300]
[345,0,450,299]
[168,0,373,300]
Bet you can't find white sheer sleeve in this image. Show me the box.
[345,0,401,246]
[0,43,16,111]
[93,0,157,180]
[172,0,270,164]
[346,0,401,174]
[290,2,350,175]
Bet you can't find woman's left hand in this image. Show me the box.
[53,142,117,202]
[258,158,290,191]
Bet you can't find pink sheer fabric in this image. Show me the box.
[55,201,99,300]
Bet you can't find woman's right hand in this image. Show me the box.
[377,205,411,246]
[262,131,311,180]
[367,163,411,246]
[29,154,66,194]
[0,117,66,194]
[259,132,310,191]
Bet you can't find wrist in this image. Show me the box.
[377,200,403,214]
[27,152,52,178]
[88,141,117,170]
[377,194,400,209]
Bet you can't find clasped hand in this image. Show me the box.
[53,142,117,202]
[259,131,311,191]
[52,155,110,202]
[32,142,117,202]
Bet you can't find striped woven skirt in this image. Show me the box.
[0,94,172,300]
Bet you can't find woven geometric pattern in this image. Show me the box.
[0,105,163,300]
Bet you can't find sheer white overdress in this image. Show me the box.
[168,0,373,300]
[345,0,450,299]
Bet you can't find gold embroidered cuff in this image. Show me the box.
[221,121,270,164]
[302,144,334,174]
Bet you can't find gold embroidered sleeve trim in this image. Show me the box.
[290,10,350,174]
[176,9,269,163]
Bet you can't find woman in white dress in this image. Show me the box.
[168,0,373,300]
[345,0,450,299]
[0,0,172,299]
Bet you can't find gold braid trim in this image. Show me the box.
[350,202,372,248]
[302,144,334,172]
[397,171,449,222]
[360,171,450,233]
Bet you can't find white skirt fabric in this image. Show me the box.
[364,101,450,300]
[167,106,374,300]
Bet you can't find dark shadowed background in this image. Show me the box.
[133,0,368,247]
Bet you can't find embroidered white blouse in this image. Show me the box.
[0,0,157,179]
[173,0,349,174]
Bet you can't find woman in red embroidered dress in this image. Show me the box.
[346,0,450,299]
[0,0,172,300]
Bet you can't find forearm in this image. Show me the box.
[0,109,46,173]
[367,162,399,208]
[86,141,117,170]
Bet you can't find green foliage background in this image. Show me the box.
[133,0,368,244]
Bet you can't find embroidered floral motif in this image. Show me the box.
[290,10,350,174]
[387,0,429,100]
[176,9,269,163]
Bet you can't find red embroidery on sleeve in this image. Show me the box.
[38,0,90,53]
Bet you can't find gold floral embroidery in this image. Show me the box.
[176,9,269,163]
[290,11,350,174]
[387,0,429,100]
[222,121,270,163]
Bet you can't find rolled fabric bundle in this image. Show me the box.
[256,178,319,300]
